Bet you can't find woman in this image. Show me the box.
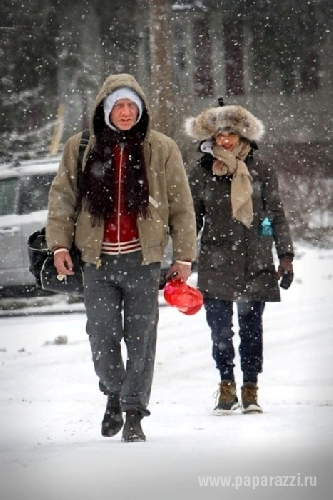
[185,103,294,414]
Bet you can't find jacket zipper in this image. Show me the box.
[95,142,125,269]
[117,142,125,253]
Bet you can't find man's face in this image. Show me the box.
[110,99,139,130]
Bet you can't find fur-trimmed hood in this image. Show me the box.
[185,105,264,142]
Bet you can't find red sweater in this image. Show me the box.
[101,143,141,255]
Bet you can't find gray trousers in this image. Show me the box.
[83,252,160,416]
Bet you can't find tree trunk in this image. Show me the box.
[148,0,174,136]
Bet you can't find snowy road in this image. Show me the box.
[0,245,332,500]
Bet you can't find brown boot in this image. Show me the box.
[241,382,263,414]
[213,380,239,415]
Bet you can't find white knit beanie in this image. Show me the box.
[103,87,143,129]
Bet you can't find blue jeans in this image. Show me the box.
[204,299,265,383]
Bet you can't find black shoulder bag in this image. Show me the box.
[27,129,90,296]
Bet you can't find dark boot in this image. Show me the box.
[122,409,146,442]
[101,393,124,437]
[241,382,263,414]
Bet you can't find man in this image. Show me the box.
[46,73,197,441]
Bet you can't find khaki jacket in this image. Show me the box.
[46,74,197,266]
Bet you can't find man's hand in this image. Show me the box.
[54,249,75,276]
[277,257,294,290]
[166,261,192,282]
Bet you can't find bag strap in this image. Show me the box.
[74,128,90,213]
[77,128,90,188]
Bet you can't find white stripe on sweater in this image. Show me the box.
[101,239,141,255]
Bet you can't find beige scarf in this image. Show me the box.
[212,141,253,228]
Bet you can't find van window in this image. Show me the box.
[18,173,55,215]
[0,177,19,216]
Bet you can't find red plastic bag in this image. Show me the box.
[163,279,203,315]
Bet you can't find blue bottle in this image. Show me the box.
[259,217,273,236]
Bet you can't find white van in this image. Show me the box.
[0,155,61,296]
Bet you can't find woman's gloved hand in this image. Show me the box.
[277,257,294,289]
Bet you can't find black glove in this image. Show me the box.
[280,270,294,290]
[277,257,294,290]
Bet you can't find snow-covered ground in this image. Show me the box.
[0,243,332,500]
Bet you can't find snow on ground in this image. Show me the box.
[0,243,332,500]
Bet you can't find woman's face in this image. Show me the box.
[215,130,240,151]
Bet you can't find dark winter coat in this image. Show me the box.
[188,151,294,302]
